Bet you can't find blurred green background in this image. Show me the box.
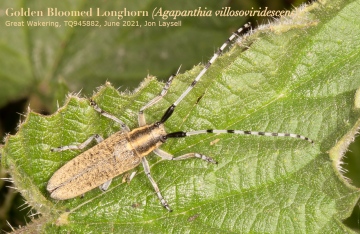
[1,0,359,232]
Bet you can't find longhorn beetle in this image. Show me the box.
[47,22,314,212]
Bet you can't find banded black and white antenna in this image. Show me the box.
[160,22,252,123]
[167,130,314,144]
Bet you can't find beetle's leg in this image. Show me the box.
[141,158,172,212]
[129,171,137,182]
[153,148,217,164]
[122,171,137,184]
[51,134,104,152]
[99,170,137,191]
[90,99,130,132]
[99,179,112,191]
[138,66,181,127]
[100,170,137,192]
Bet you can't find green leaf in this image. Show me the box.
[2,0,360,232]
[0,0,243,110]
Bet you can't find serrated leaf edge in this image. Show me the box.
[328,87,360,189]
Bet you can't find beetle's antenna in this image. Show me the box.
[160,22,251,123]
[167,129,314,144]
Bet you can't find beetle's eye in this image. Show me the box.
[161,135,167,142]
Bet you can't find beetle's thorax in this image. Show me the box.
[127,122,167,156]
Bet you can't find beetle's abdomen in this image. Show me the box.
[47,132,141,200]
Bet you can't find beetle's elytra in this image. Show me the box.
[47,124,166,200]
